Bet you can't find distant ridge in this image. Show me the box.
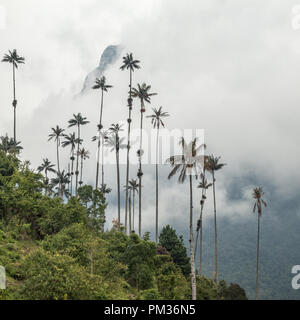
[81,45,123,94]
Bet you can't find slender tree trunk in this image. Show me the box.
[155,126,159,244]
[133,191,135,232]
[138,101,144,238]
[189,174,197,300]
[125,69,133,234]
[68,163,70,193]
[75,125,80,196]
[96,89,104,189]
[56,140,60,174]
[199,203,204,275]
[80,155,83,185]
[212,170,218,283]
[256,213,261,300]
[129,190,132,234]
[12,64,17,143]
[116,147,121,228]
[70,152,74,195]
[101,135,104,189]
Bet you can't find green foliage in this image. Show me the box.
[125,234,156,291]
[78,185,107,232]
[159,225,190,277]
[19,248,107,300]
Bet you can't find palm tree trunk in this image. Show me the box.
[138,101,144,238]
[116,147,121,228]
[101,135,104,189]
[189,174,197,300]
[96,89,104,190]
[12,63,17,143]
[212,170,218,283]
[199,203,204,275]
[125,69,133,234]
[129,190,132,234]
[80,155,83,185]
[133,191,135,232]
[155,126,159,244]
[70,152,74,195]
[56,140,60,174]
[68,163,71,193]
[256,213,261,300]
[75,125,80,196]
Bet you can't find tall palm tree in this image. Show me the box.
[195,172,212,275]
[68,113,89,196]
[2,50,25,143]
[120,53,140,235]
[37,158,56,195]
[78,148,90,187]
[132,83,157,237]
[62,132,80,195]
[129,179,139,232]
[92,76,113,190]
[99,184,112,198]
[51,170,70,198]
[252,187,267,300]
[147,106,169,243]
[166,137,205,300]
[108,124,126,229]
[48,126,65,175]
[206,155,226,283]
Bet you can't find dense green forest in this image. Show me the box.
[0,150,247,300]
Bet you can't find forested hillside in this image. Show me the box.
[0,150,247,300]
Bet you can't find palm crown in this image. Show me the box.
[0,135,23,154]
[166,138,206,183]
[48,126,65,145]
[61,133,80,152]
[147,106,169,128]
[92,76,113,92]
[78,148,90,160]
[132,83,157,111]
[129,179,139,193]
[252,187,267,216]
[68,113,89,128]
[120,53,140,72]
[197,173,212,190]
[206,155,226,173]
[37,158,56,174]
[2,49,25,68]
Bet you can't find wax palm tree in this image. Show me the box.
[195,172,212,275]
[166,137,205,300]
[129,179,139,232]
[147,106,169,243]
[51,170,70,198]
[78,148,90,186]
[92,76,113,190]
[120,53,140,236]
[68,113,89,196]
[37,158,56,195]
[0,135,23,155]
[206,155,226,283]
[2,50,25,143]
[108,124,126,230]
[62,132,80,195]
[252,187,267,300]
[132,83,157,237]
[48,126,65,175]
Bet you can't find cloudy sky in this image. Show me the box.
[1,0,300,234]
